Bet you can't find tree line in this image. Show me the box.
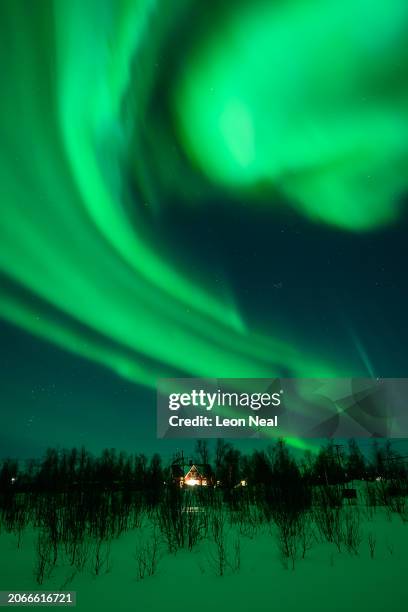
[1,438,406,495]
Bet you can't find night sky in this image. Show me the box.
[1,0,407,459]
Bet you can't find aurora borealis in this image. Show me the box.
[1,0,408,455]
[175,0,408,231]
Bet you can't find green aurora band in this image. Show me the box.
[0,0,407,408]
[175,0,408,230]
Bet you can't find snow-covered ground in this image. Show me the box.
[1,507,407,612]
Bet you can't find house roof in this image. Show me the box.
[184,464,204,479]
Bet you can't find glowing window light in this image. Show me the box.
[186,478,199,486]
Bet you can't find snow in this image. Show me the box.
[1,507,407,612]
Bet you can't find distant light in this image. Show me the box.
[11,477,16,484]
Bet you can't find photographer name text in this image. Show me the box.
[168,415,278,428]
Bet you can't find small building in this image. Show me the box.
[183,464,208,487]
[170,452,214,487]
